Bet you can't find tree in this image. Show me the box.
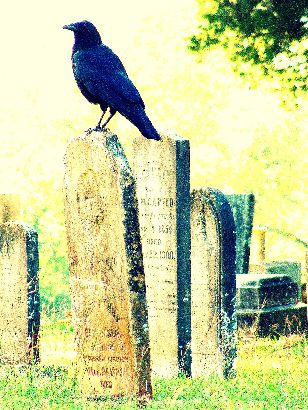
[189,0,307,96]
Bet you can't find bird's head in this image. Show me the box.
[63,20,102,50]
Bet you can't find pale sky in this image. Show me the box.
[1,0,197,120]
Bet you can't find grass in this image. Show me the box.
[0,319,307,409]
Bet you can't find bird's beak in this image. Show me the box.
[63,24,76,31]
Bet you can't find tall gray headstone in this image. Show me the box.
[64,131,152,399]
[191,188,236,378]
[227,193,255,275]
[0,222,40,364]
[133,133,191,377]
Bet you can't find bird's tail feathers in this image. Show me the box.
[130,109,161,141]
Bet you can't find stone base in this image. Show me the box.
[236,274,299,310]
[237,303,307,337]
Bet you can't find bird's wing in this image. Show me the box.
[74,46,145,109]
[108,70,145,108]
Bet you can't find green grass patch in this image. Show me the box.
[0,320,307,409]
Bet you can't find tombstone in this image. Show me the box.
[0,222,40,364]
[132,133,191,377]
[191,188,237,378]
[0,194,21,223]
[265,261,302,300]
[64,131,152,399]
[237,273,307,336]
[237,274,298,310]
[226,193,255,275]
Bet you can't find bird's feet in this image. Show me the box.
[85,126,112,136]
[85,125,103,136]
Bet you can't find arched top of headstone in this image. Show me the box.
[191,187,236,379]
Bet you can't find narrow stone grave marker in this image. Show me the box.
[133,133,191,377]
[191,188,236,378]
[0,194,21,223]
[64,131,151,399]
[0,222,40,364]
[226,193,255,275]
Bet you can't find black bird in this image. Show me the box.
[63,20,161,140]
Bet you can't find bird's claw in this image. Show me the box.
[85,126,103,136]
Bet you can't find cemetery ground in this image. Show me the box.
[1,2,307,409]
[0,316,307,410]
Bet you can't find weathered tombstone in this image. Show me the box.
[132,133,191,377]
[191,188,237,378]
[226,193,255,275]
[64,131,152,399]
[265,261,302,300]
[0,194,21,223]
[237,274,298,310]
[0,222,40,363]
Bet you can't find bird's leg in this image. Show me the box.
[85,108,107,135]
[85,108,116,136]
[100,107,117,129]
[94,107,108,131]
[96,110,107,129]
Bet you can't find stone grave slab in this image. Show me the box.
[0,222,40,363]
[236,274,298,309]
[265,261,302,300]
[237,303,307,336]
[132,133,191,377]
[191,188,237,378]
[64,131,151,399]
[226,193,255,275]
[237,273,307,336]
[0,194,21,223]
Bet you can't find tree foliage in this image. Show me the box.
[189,0,308,95]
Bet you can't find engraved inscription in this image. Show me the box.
[133,137,179,377]
[140,197,175,207]
[64,134,149,397]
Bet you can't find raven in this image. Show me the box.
[63,20,160,140]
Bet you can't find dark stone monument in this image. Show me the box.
[133,133,191,377]
[237,274,298,309]
[64,131,152,398]
[191,188,237,378]
[237,273,307,336]
[227,193,255,275]
[0,222,40,363]
[265,261,302,300]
